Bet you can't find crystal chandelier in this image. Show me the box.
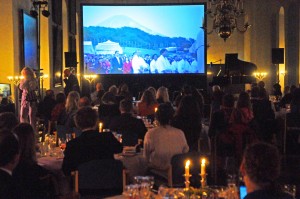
[202,0,251,41]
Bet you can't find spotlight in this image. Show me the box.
[30,10,38,17]
[42,9,50,17]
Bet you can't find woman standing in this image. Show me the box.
[19,67,38,130]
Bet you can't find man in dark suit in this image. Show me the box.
[0,130,22,199]
[63,68,80,97]
[109,99,147,146]
[110,51,123,74]
[62,106,123,176]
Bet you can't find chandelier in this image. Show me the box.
[202,0,251,41]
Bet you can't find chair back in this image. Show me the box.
[77,159,124,197]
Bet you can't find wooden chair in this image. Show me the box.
[72,159,127,198]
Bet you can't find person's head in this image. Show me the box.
[155,103,174,126]
[237,91,251,109]
[141,90,157,106]
[95,82,103,91]
[101,91,117,104]
[0,112,19,131]
[152,54,158,61]
[257,81,265,89]
[74,106,98,130]
[63,68,71,78]
[13,123,36,164]
[119,99,133,113]
[56,92,66,104]
[147,87,156,98]
[240,142,280,189]
[176,95,201,119]
[45,89,55,99]
[212,85,221,93]
[108,85,118,96]
[250,86,259,98]
[0,130,20,170]
[160,49,167,56]
[78,96,91,108]
[156,86,170,103]
[273,83,282,96]
[65,91,80,113]
[21,67,36,80]
[283,86,290,95]
[115,51,119,57]
[222,94,235,108]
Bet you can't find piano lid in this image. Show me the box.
[225,53,257,76]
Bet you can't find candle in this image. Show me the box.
[201,158,206,175]
[99,122,103,133]
[154,107,158,112]
[185,160,190,177]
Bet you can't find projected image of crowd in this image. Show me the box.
[84,49,200,75]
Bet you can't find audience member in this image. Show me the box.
[0,130,22,199]
[0,112,19,132]
[62,107,122,175]
[0,97,15,114]
[12,123,55,199]
[156,86,170,104]
[272,83,282,99]
[108,85,118,96]
[240,142,293,199]
[147,87,157,99]
[211,85,225,113]
[78,96,91,108]
[90,82,105,106]
[280,85,296,108]
[290,88,300,114]
[144,103,189,177]
[109,99,147,146]
[171,96,202,152]
[37,89,56,131]
[137,90,159,119]
[98,91,120,128]
[117,83,132,102]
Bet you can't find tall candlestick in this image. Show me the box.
[99,122,103,133]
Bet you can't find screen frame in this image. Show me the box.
[19,9,39,72]
[80,3,207,76]
[0,83,12,97]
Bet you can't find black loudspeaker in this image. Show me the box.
[272,48,284,64]
[65,52,77,67]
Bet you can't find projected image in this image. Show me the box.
[82,4,205,75]
[23,12,38,70]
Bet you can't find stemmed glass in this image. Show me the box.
[59,138,66,158]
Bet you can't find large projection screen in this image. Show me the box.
[82,4,206,75]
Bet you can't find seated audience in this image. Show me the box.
[144,103,189,177]
[90,82,105,106]
[272,83,282,99]
[37,89,56,131]
[290,88,300,114]
[108,85,118,96]
[78,96,91,108]
[109,99,147,146]
[171,95,202,152]
[98,91,120,128]
[0,130,22,199]
[12,123,55,199]
[62,107,122,175]
[0,97,15,114]
[137,90,158,119]
[147,87,157,99]
[116,83,132,102]
[240,142,293,199]
[0,112,19,131]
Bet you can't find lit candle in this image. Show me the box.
[99,122,103,133]
[185,160,190,176]
[201,158,206,175]
[154,107,158,112]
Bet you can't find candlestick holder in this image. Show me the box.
[200,173,207,188]
[183,174,192,189]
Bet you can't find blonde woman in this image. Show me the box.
[156,86,170,104]
[19,67,38,130]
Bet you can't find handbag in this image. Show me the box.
[26,90,37,102]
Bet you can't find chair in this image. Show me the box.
[73,159,127,198]
[284,113,300,155]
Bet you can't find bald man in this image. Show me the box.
[63,68,80,97]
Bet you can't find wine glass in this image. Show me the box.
[59,138,66,157]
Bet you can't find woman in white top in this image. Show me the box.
[19,67,38,130]
[144,103,189,172]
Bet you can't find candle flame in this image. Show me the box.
[154,108,158,112]
[185,160,190,168]
[201,158,206,165]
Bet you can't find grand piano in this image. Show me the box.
[209,53,257,87]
